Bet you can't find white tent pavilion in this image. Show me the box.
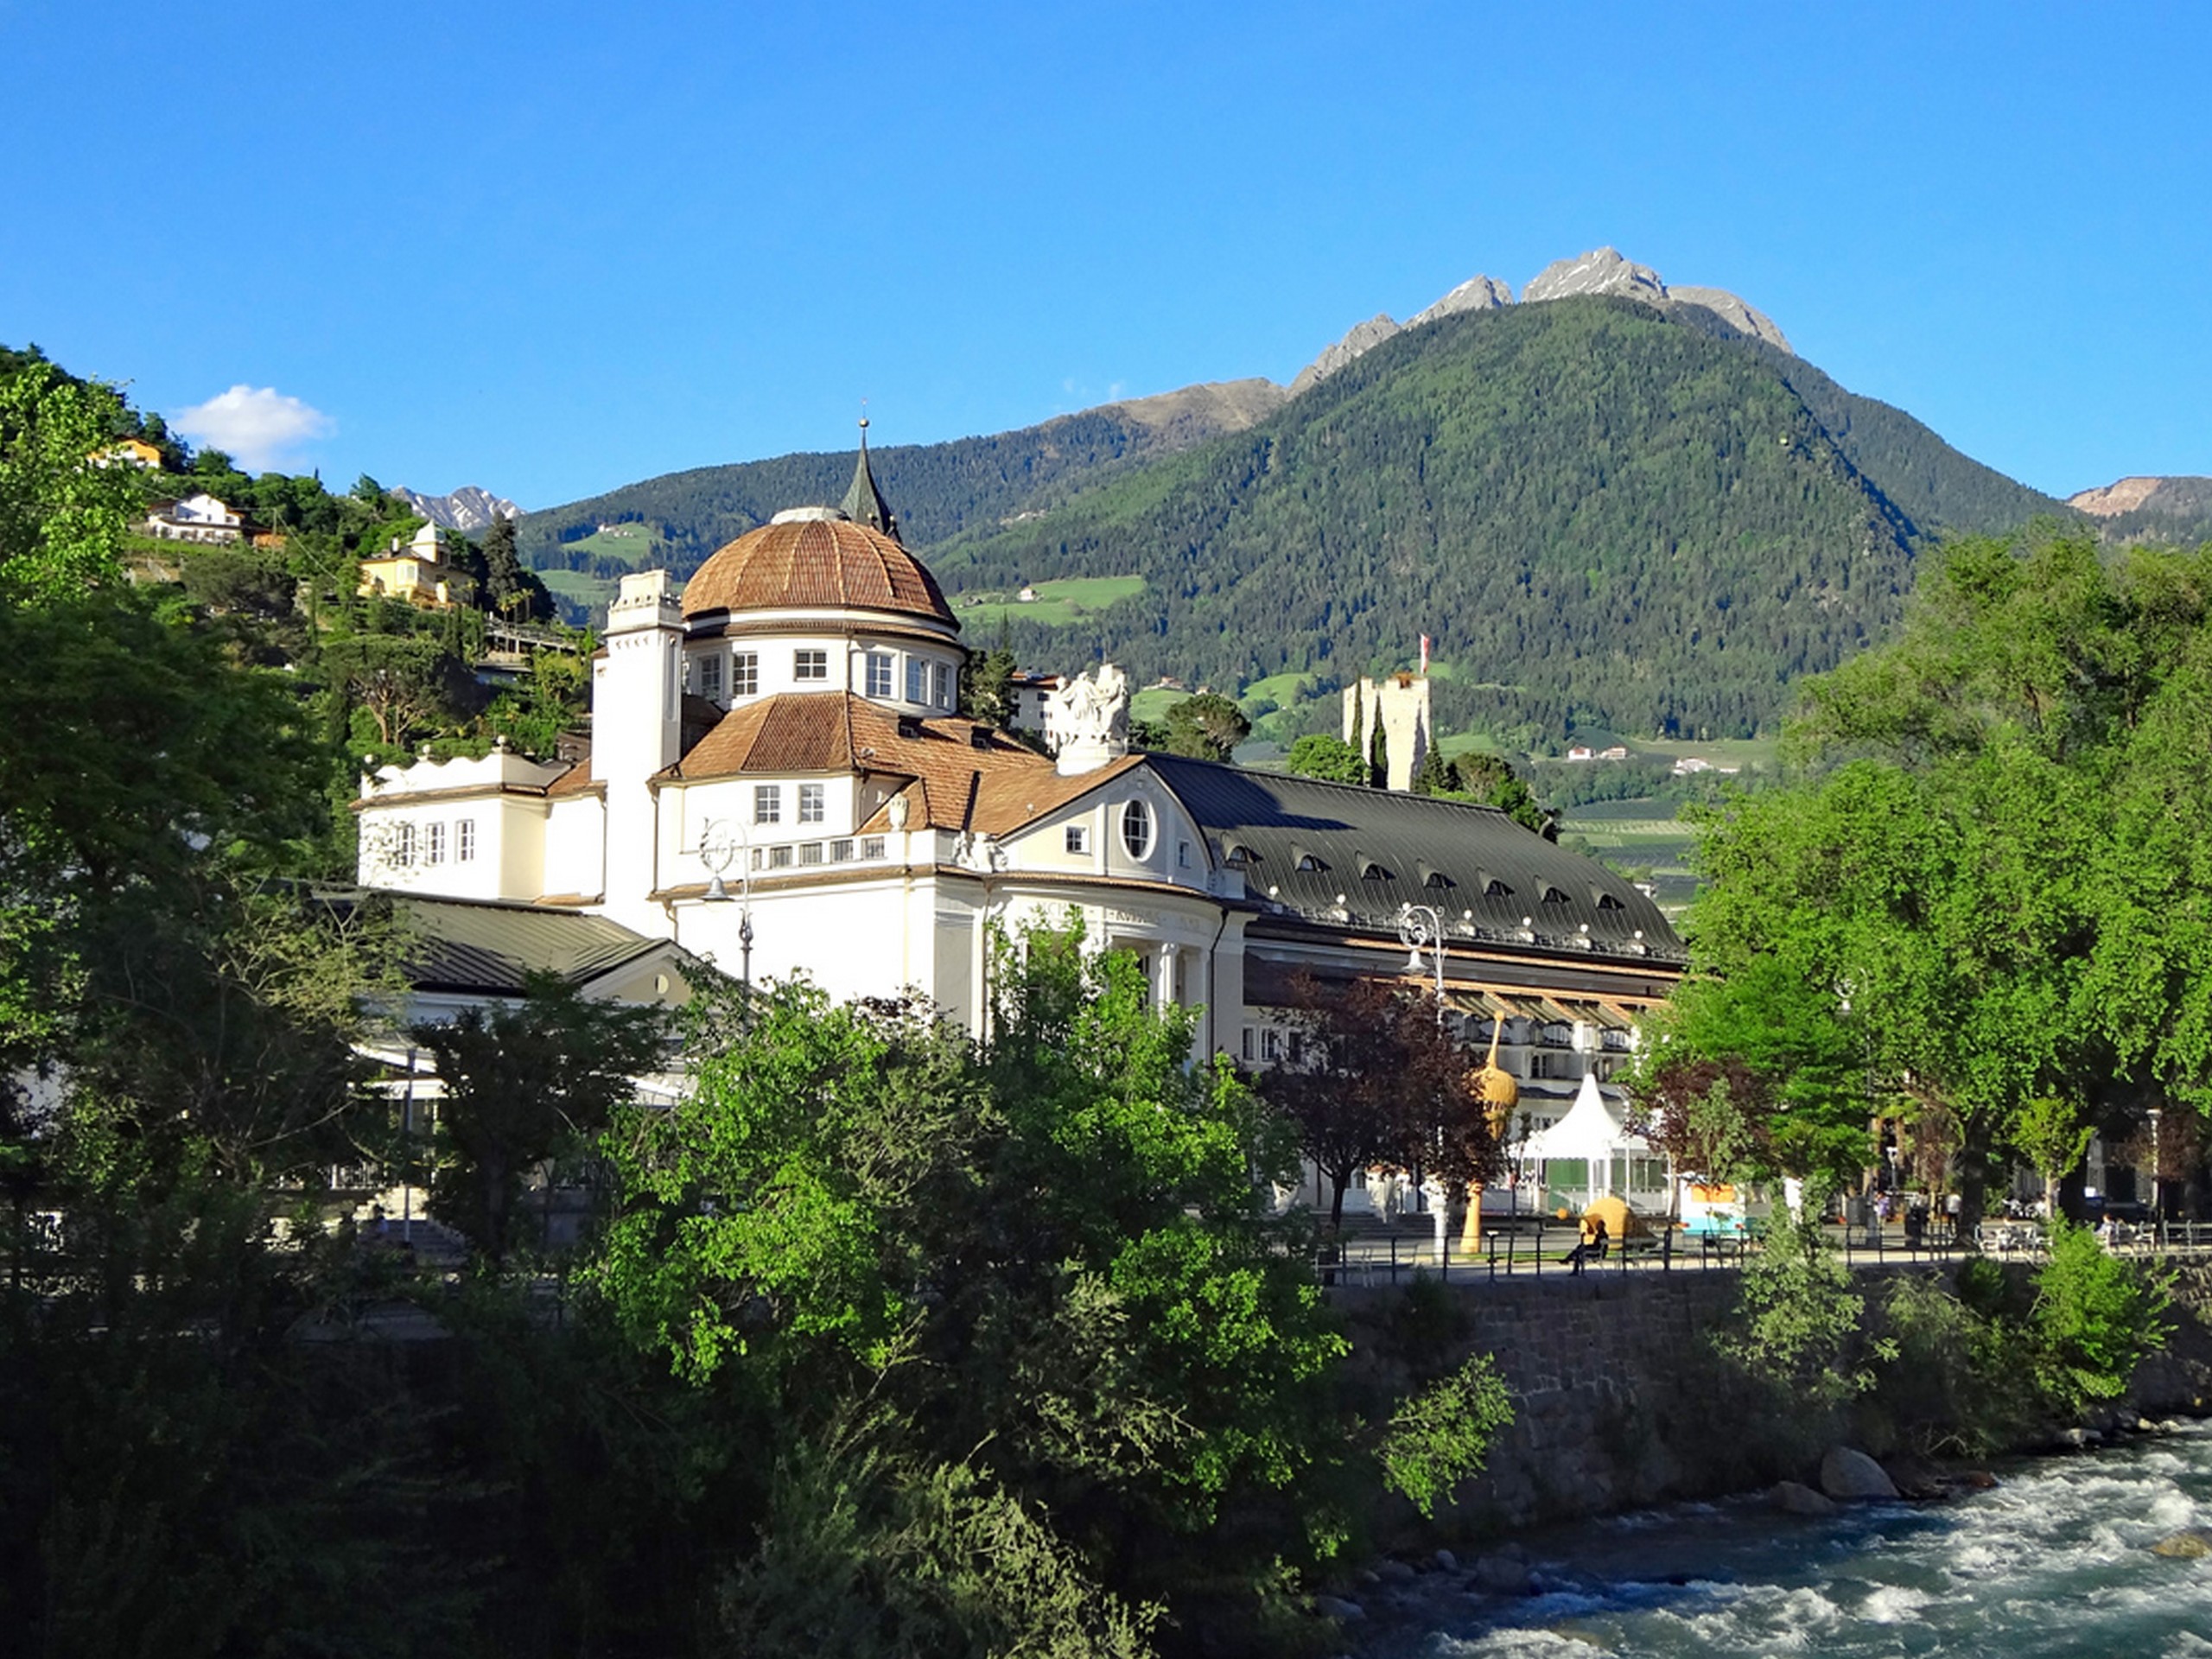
[1520,1072,1661,1217]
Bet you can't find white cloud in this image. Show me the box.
[172,385,335,470]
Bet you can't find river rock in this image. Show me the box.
[2152,1530,2212,1560]
[1313,1593,1367,1622]
[1373,1559,1416,1584]
[1959,1471,1999,1491]
[2056,1427,2103,1451]
[1433,1548,1459,1573]
[1819,1446,1900,1500]
[1471,1554,1535,1594]
[1771,1479,1840,1516]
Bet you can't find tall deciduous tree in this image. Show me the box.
[1259,973,1496,1230]
[1685,528,2212,1233]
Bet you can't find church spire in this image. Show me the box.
[841,416,898,541]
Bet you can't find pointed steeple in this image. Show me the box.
[841,416,898,541]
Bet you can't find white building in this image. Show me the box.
[355,444,1685,1187]
[145,493,243,544]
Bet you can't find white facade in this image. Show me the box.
[355,490,1684,1112]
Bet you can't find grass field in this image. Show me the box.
[550,525,661,566]
[1554,796,1704,914]
[951,575,1145,628]
[539,569,619,613]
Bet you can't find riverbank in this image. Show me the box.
[1332,1256,2212,1547]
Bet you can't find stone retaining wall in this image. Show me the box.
[1336,1253,2212,1543]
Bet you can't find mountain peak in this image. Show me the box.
[395,484,522,532]
[1522,247,1668,304]
[1288,250,1794,396]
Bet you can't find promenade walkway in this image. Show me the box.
[1313,1212,2212,1288]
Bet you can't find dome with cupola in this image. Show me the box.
[678,424,957,632]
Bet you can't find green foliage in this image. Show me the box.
[1627,957,1872,1185]
[715,1409,1159,1659]
[1283,733,1366,784]
[1713,1196,1877,1418]
[931,299,2056,741]
[0,359,137,605]
[1451,751,1548,833]
[2031,1219,2174,1409]
[1412,739,1455,795]
[1377,1354,1514,1519]
[1163,690,1250,761]
[414,974,671,1268]
[1867,1268,2038,1458]
[597,921,1353,1641]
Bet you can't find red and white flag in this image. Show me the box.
[1420,634,1431,675]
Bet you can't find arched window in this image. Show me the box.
[1121,798,1154,859]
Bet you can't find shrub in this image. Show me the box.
[2030,1219,2173,1411]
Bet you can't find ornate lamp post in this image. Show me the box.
[1396,901,1447,1029]
[697,817,753,995]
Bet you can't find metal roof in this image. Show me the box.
[1140,754,1683,963]
[383,893,672,995]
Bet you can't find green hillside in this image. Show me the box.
[514,401,1260,591]
[931,296,2066,741]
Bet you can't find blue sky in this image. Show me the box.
[4,2,2205,511]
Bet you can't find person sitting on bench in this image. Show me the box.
[1564,1216,1610,1274]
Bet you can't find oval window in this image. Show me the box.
[1121,798,1154,859]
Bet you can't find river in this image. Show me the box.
[1354,1422,2212,1657]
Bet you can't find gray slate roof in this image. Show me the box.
[1141,754,1682,963]
[385,893,671,995]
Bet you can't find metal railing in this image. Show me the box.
[1310,1213,2212,1287]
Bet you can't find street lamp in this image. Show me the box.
[1396,901,1447,1029]
[697,817,753,995]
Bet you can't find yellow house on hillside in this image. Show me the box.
[359,522,472,609]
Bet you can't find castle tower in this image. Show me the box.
[1342,672,1432,792]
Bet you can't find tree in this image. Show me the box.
[414,973,670,1268]
[1283,733,1366,784]
[1367,715,1389,788]
[1684,528,2212,1235]
[1161,691,1249,762]
[595,919,1349,1642]
[479,514,550,621]
[0,361,137,607]
[1259,973,1495,1230]
[1451,752,1548,834]
[1412,738,1455,795]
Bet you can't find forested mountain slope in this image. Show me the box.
[932,297,2064,741]
[513,380,1284,580]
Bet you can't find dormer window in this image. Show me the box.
[1294,849,1326,874]
[1541,886,1571,904]
[1596,892,1625,910]
[1424,869,1453,890]
[1359,859,1392,880]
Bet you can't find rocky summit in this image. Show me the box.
[1287,246,1794,393]
[394,484,522,533]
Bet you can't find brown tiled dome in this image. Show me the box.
[680,511,957,626]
